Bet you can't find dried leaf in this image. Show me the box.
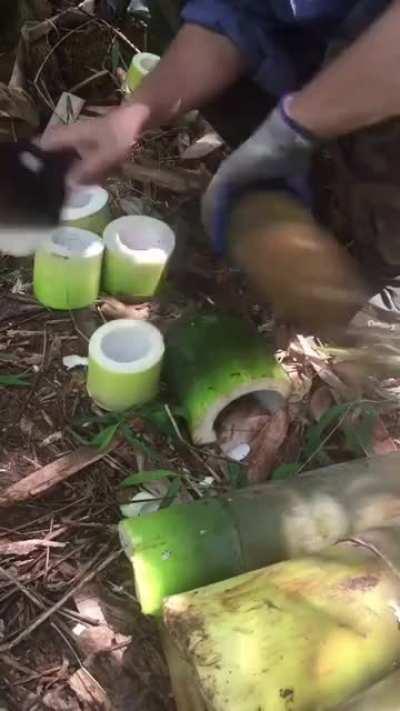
[371,417,397,455]
[101,297,152,321]
[0,84,39,141]
[332,358,366,394]
[180,131,224,161]
[247,408,289,483]
[217,398,269,458]
[68,667,110,708]
[310,385,334,421]
[296,335,351,398]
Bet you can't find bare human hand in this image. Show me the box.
[41,103,151,185]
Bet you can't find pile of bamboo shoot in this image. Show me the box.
[120,453,400,709]
[119,452,400,615]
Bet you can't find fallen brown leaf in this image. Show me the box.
[310,385,334,421]
[371,417,397,455]
[247,408,289,483]
[68,668,110,708]
[296,335,351,399]
[217,397,269,459]
[101,297,153,321]
[0,84,39,141]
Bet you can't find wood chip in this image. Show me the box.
[0,539,65,556]
[0,444,117,507]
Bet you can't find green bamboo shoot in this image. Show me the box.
[164,312,290,444]
[119,452,400,615]
[164,526,400,710]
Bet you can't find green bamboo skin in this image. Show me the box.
[87,357,162,412]
[102,216,175,300]
[164,313,290,444]
[102,249,166,300]
[125,52,160,92]
[87,319,165,412]
[33,228,104,310]
[120,452,400,616]
[119,500,241,616]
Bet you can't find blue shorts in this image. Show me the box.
[182,0,391,96]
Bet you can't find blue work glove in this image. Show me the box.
[202,96,316,255]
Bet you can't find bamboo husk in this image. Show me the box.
[228,190,367,336]
[164,525,400,711]
[159,626,206,711]
[120,452,400,615]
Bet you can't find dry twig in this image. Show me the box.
[0,444,118,507]
[0,547,121,652]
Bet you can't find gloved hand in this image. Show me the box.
[202,97,316,254]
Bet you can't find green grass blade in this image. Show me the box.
[120,469,180,488]
[0,374,29,387]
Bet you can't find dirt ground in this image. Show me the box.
[0,7,252,702]
[0,192,267,709]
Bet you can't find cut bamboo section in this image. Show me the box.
[164,312,290,444]
[120,452,400,615]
